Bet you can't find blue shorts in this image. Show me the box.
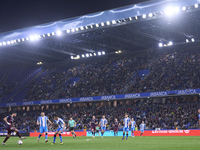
[57,128,63,133]
[131,128,135,131]
[101,127,106,131]
[123,127,129,132]
[141,130,144,133]
[40,127,48,133]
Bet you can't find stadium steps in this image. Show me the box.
[4,68,44,103]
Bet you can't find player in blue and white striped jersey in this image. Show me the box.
[131,118,136,137]
[37,112,52,143]
[140,121,146,137]
[122,113,131,140]
[51,114,66,145]
[99,115,107,138]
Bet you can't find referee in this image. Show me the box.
[68,117,77,138]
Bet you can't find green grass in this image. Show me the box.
[0,136,200,150]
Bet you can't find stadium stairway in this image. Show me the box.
[3,68,44,103]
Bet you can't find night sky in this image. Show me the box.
[0,0,147,33]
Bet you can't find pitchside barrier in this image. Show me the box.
[30,131,86,137]
[0,132,29,136]
[87,130,200,136]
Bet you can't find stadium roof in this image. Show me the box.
[0,0,200,66]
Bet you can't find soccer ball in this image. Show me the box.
[18,140,23,145]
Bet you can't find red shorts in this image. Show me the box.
[7,127,16,134]
[114,126,118,132]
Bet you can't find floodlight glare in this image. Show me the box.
[22,38,25,42]
[47,33,51,37]
[106,21,110,25]
[80,27,84,30]
[26,37,29,41]
[102,51,105,55]
[82,54,85,58]
[18,39,21,42]
[90,25,93,28]
[34,35,39,40]
[135,16,138,20]
[165,7,173,16]
[94,53,96,56]
[129,17,132,21]
[71,28,75,32]
[142,14,147,18]
[174,7,180,13]
[43,34,45,37]
[98,52,101,55]
[112,20,116,24]
[67,29,70,33]
[0,42,2,46]
[90,53,92,56]
[96,24,99,27]
[86,54,89,57]
[101,22,104,26]
[7,41,10,45]
[148,13,153,17]
[168,41,173,46]
[71,56,74,59]
[11,40,14,44]
[182,6,186,11]
[159,43,163,47]
[186,39,189,43]
[76,28,79,31]
[56,30,62,36]
[3,42,6,45]
[195,4,199,8]
[77,55,80,59]
[191,38,195,42]
[52,32,55,36]
[85,26,88,29]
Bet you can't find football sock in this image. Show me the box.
[123,133,125,138]
[16,131,21,138]
[3,136,10,143]
[45,133,48,140]
[38,134,41,139]
[53,135,56,143]
[126,133,128,138]
[59,134,62,142]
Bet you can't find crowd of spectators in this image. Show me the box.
[0,96,199,132]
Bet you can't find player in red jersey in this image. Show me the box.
[2,112,26,145]
[113,118,120,137]
[90,116,98,138]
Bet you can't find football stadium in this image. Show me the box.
[0,0,200,149]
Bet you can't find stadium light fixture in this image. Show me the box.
[71,28,75,32]
[168,41,173,46]
[112,20,116,24]
[174,7,180,13]
[102,51,105,55]
[3,42,6,45]
[164,7,174,16]
[85,26,88,29]
[129,17,132,21]
[148,13,153,17]
[191,38,195,42]
[142,14,147,18]
[56,30,62,36]
[37,62,43,65]
[106,21,110,25]
[90,25,93,28]
[76,28,79,31]
[67,29,70,33]
[135,16,138,20]
[43,34,45,37]
[0,42,2,46]
[182,6,186,11]
[47,33,51,37]
[186,39,189,43]
[80,26,84,30]
[11,41,14,44]
[82,54,85,58]
[93,53,96,56]
[26,37,29,41]
[18,39,21,42]
[22,38,25,42]
[71,56,74,59]
[77,55,80,59]
[86,54,89,57]
[194,4,199,8]
[30,36,35,41]
[52,32,55,36]
[90,53,93,56]
[98,52,101,55]
[101,22,105,26]
[159,43,163,47]
[7,41,10,45]
[96,24,99,27]
[34,35,39,40]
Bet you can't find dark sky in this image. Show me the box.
[0,0,147,33]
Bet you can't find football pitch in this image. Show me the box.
[0,136,199,150]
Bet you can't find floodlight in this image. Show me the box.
[164,7,174,16]
[26,37,29,40]
[56,30,62,36]
[118,50,122,53]
[102,51,105,55]
[0,42,2,46]
[174,7,180,13]
[135,16,138,20]
[98,52,101,55]
[148,13,153,17]
[67,29,70,33]
[195,4,199,8]
[22,38,25,42]
[71,28,75,32]
[11,41,14,44]
[85,26,88,29]
[186,39,189,43]
[168,41,173,46]
[101,22,104,26]
[159,43,163,47]
[76,28,79,31]
[82,54,85,58]
[80,27,84,30]
[191,38,195,42]
[129,17,132,21]
[47,33,51,37]
[182,6,186,11]
[90,53,92,56]
[96,24,99,27]
[106,21,110,25]
[77,55,80,59]
[71,56,74,59]
[7,41,10,45]
[142,14,147,18]
[30,36,34,40]
[90,25,93,28]
[86,54,89,57]
[112,20,116,24]
[52,32,55,36]
[43,34,45,37]
[94,53,96,56]
[18,39,21,42]
[3,42,6,45]
[34,35,39,40]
